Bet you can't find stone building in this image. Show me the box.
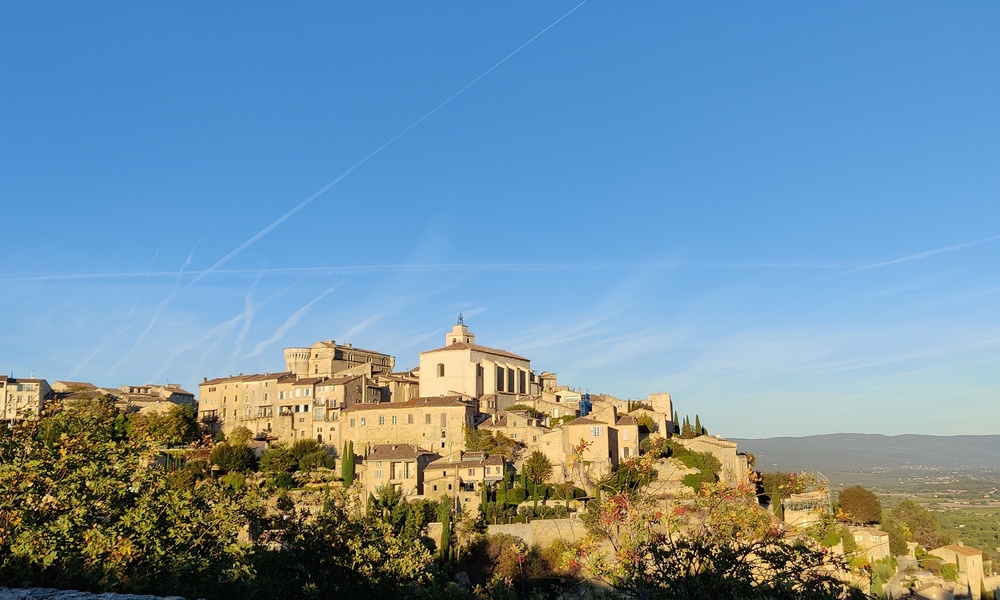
[283,339,394,378]
[418,317,536,408]
[362,443,438,499]
[929,544,985,600]
[423,451,507,513]
[850,526,891,562]
[679,435,751,487]
[342,396,477,455]
[478,409,548,446]
[0,375,51,421]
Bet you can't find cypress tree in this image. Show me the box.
[694,414,702,437]
[438,500,451,560]
[672,410,680,434]
[342,441,355,486]
[497,477,508,505]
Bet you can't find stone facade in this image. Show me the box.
[362,443,438,499]
[418,320,535,404]
[679,435,751,486]
[343,396,477,455]
[283,340,394,378]
[0,376,51,421]
[423,451,507,513]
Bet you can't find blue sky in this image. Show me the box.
[2,2,998,437]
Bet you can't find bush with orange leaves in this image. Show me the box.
[578,480,869,600]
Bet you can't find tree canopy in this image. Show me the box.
[837,485,882,525]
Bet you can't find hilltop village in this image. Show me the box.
[4,319,998,599]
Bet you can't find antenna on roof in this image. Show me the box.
[457,312,464,325]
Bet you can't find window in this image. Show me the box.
[496,366,505,392]
[391,415,397,425]
[468,468,475,476]
[375,461,383,467]
[305,389,310,397]
[374,469,383,478]
[437,363,445,377]
[378,416,385,425]
[408,414,413,424]
[441,430,447,438]
[425,414,431,424]
[623,431,630,440]
[360,417,366,426]
[433,485,438,492]
[507,368,514,393]
[440,413,447,427]
[591,426,602,437]
[519,370,526,394]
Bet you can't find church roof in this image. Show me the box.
[420,341,528,362]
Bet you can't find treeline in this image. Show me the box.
[0,398,870,600]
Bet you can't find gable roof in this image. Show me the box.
[344,395,472,412]
[420,342,528,362]
[367,443,436,461]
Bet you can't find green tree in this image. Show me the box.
[635,413,658,433]
[259,443,296,473]
[694,414,702,436]
[838,485,882,525]
[523,451,553,509]
[227,426,254,447]
[342,441,355,486]
[0,398,260,597]
[209,442,257,472]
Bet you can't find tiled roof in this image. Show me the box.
[344,395,471,412]
[420,342,528,362]
[562,417,604,427]
[426,453,504,470]
[940,544,982,557]
[201,372,292,385]
[367,444,436,461]
[616,415,638,426]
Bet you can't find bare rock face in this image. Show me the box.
[0,589,193,600]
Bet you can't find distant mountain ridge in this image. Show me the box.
[732,434,1000,476]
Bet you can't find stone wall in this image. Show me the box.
[487,517,589,547]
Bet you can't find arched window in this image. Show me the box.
[437,363,445,377]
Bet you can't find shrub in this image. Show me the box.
[276,492,294,512]
[508,487,527,504]
[298,449,330,472]
[209,442,257,472]
[275,471,295,490]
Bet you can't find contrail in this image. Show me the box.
[826,234,1000,279]
[245,287,337,359]
[108,245,198,375]
[187,0,589,286]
